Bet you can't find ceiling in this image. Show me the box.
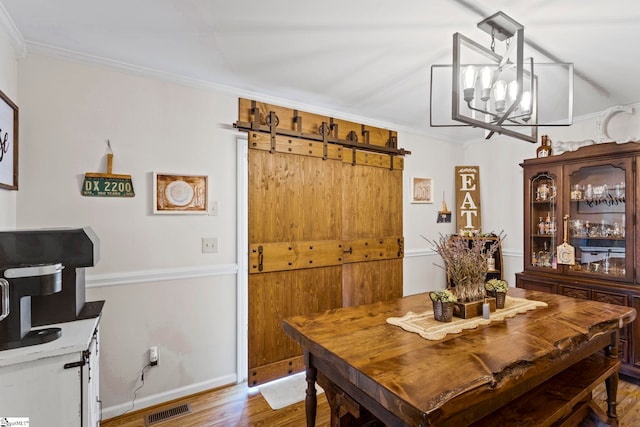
[1,0,639,143]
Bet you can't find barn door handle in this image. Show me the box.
[397,238,403,257]
[258,245,264,272]
[343,247,353,254]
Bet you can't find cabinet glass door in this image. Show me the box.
[566,161,630,280]
[530,173,559,270]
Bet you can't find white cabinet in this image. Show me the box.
[0,316,101,426]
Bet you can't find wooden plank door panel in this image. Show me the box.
[248,148,343,385]
[342,259,404,307]
[341,162,403,236]
[248,267,342,386]
[341,161,403,307]
[248,150,342,242]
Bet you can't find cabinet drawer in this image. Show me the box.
[516,278,557,294]
[592,291,629,340]
[593,290,628,306]
[560,286,590,300]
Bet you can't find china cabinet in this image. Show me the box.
[516,141,640,379]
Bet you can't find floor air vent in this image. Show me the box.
[145,403,192,426]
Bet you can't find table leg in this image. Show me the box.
[605,373,619,421]
[305,351,318,427]
[605,337,619,421]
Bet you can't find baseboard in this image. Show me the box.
[101,373,238,421]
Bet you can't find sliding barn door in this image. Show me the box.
[239,99,406,386]
[341,155,404,306]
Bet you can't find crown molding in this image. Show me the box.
[22,41,456,142]
[0,2,25,58]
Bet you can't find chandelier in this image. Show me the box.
[430,11,573,143]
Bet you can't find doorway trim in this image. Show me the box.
[236,135,248,383]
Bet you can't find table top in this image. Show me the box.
[283,288,637,426]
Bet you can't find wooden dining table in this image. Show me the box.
[282,287,636,427]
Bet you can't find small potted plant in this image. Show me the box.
[429,289,458,322]
[485,279,509,309]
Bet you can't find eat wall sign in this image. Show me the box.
[455,166,482,233]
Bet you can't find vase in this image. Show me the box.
[433,300,454,322]
[453,280,486,303]
[495,291,506,309]
[487,290,506,309]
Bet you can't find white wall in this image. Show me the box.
[0,27,18,229]
[15,53,241,416]
[16,54,239,272]
[401,131,461,296]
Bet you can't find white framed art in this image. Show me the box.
[412,177,433,204]
[153,172,208,214]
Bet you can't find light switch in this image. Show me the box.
[210,201,219,216]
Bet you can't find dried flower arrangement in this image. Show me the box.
[485,278,509,293]
[429,289,458,303]
[425,232,503,302]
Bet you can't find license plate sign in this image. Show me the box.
[82,175,135,197]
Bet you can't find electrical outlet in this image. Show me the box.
[149,346,159,366]
[202,237,218,253]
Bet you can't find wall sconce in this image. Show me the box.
[430,11,573,143]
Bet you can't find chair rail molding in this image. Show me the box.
[86,264,238,288]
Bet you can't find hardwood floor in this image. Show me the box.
[100,381,331,427]
[102,376,640,427]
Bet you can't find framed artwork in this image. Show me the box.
[153,173,208,214]
[412,177,433,204]
[0,90,18,190]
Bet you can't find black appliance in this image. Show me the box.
[0,263,64,350]
[0,227,103,351]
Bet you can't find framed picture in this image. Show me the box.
[153,173,208,214]
[412,177,433,204]
[0,90,18,190]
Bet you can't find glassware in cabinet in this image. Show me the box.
[565,161,631,280]
[529,172,559,270]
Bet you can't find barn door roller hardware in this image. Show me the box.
[235,99,410,157]
[318,120,333,160]
[266,111,279,154]
[361,125,370,145]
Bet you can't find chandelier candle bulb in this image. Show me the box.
[493,80,507,111]
[480,66,492,101]
[463,66,478,102]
